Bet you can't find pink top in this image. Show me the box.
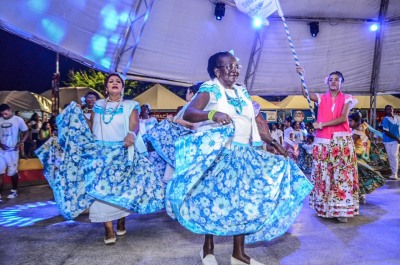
[316,91,355,140]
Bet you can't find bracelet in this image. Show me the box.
[270,139,277,146]
[128,131,137,137]
[208,110,217,121]
[319,122,322,129]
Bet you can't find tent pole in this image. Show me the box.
[369,0,389,128]
[51,53,60,115]
[244,28,267,94]
[112,0,155,76]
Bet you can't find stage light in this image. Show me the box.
[252,17,263,29]
[215,2,225,21]
[309,22,319,37]
[370,24,379,31]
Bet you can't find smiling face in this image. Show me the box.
[214,55,240,89]
[105,75,124,96]
[327,74,343,92]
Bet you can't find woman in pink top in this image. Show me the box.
[298,69,359,223]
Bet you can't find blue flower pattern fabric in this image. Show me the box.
[84,142,165,214]
[36,102,165,219]
[167,125,313,243]
[35,136,63,188]
[147,119,193,168]
[35,102,96,220]
[167,79,313,244]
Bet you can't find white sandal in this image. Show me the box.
[200,249,218,265]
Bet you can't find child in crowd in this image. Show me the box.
[299,134,314,174]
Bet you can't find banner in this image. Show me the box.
[234,0,277,18]
[261,111,277,122]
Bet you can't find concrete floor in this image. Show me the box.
[0,180,399,265]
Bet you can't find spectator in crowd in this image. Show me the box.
[0,104,29,202]
[27,112,42,129]
[139,104,158,141]
[82,91,100,120]
[293,121,304,144]
[298,134,314,174]
[38,122,52,147]
[381,105,400,180]
[283,116,299,161]
[270,123,283,145]
[174,83,201,130]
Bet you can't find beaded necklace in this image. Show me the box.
[225,88,246,114]
[102,97,122,124]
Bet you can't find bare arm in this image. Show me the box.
[124,109,139,148]
[256,114,288,157]
[383,130,400,143]
[296,67,319,103]
[313,102,351,129]
[183,92,232,124]
[15,130,29,150]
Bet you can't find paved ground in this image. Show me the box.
[0,179,399,265]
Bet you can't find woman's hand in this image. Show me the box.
[123,133,136,148]
[212,111,232,125]
[312,122,322,130]
[274,144,289,158]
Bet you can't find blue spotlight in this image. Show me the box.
[252,17,263,29]
[370,24,379,31]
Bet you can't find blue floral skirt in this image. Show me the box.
[147,119,193,168]
[36,103,165,220]
[167,126,313,244]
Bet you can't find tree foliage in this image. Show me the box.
[65,69,187,99]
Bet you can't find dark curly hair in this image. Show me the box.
[207,51,234,79]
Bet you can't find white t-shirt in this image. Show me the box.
[0,115,28,150]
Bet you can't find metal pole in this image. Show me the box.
[369,0,389,128]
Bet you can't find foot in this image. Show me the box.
[104,236,116,245]
[231,256,265,265]
[116,218,126,236]
[200,249,218,265]
[337,217,348,223]
[390,175,399,180]
[7,190,18,199]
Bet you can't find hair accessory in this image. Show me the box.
[228,49,240,62]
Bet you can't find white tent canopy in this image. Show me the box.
[1,0,399,96]
[0,91,53,113]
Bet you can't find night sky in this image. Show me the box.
[0,29,90,94]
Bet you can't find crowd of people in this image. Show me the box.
[0,50,399,265]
